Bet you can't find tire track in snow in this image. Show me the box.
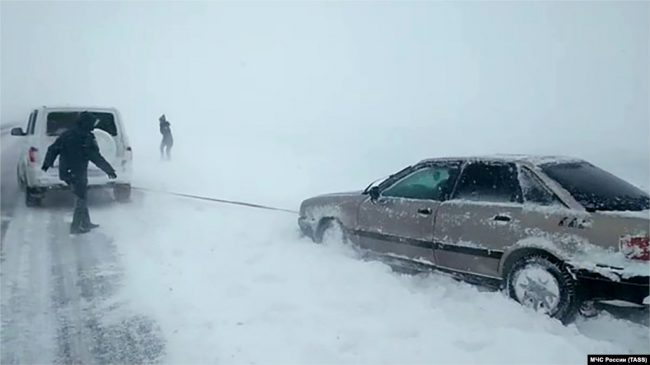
[46,193,166,364]
[1,203,58,364]
[48,211,96,364]
[2,191,166,364]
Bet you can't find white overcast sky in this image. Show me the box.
[1,1,648,186]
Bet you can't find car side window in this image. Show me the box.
[453,162,522,203]
[382,165,459,201]
[27,110,37,134]
[25,111,34,134]
[519,167,562,206]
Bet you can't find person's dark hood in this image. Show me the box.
[77,112,96,132]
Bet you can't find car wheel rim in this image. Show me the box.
[512,264,561,315]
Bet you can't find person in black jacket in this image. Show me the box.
[159,114,173,160]
[41,111,117,234]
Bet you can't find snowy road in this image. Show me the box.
[1,129,648,365]
[0,132,165,364]
[1,125,20,244]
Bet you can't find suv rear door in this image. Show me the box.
[43,111,120,175]
[356,161,461,265]
[433,161,525,278]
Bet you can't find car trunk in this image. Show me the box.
[589,211,650,258]
[44,111,119,177]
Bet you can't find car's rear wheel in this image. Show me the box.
[315,219,348,245]
[25,187,42,207]
[114,184,131,202]
[506,255,580,324]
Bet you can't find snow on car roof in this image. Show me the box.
[418,154,584,166]
[41,106,118,113]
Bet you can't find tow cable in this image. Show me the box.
[132,187,299,215]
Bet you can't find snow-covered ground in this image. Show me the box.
[82,157,648,364]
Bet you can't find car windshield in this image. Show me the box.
[364,165,414,193]
[541,162,650,212]
[46,112,117,136]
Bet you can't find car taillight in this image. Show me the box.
[121,146,132,166]
[28,147,38,163]
[620,235,650,261]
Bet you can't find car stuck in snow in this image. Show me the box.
[298,155,650,323]
[11,106,133,206]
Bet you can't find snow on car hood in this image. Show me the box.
[317,190,363,198]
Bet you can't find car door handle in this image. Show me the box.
[493,214,511,222]
[418,208,432,216]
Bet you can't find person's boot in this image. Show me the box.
[71,197,92,234]
[71,208,85,234]
[70,224,91,234]
[81,209,99,230]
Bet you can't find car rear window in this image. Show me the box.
[541,162,650,212]
[46,112,117,136]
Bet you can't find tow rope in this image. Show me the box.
[133,187,299,215]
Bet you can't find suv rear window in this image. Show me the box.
[46,112,117,136]
[541,162,650,212]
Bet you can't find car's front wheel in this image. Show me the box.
[315,219,348,245]
[506,255,580,324]
[25,187,42,207]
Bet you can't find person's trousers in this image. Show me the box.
[69,179,91,230]
[160,140,173,160]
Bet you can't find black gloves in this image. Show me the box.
[107,171,117,179]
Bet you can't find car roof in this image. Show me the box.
[39,106,118,113]
[418,154,585,167]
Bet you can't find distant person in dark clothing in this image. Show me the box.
[159,114,173,160]
[41,111,117,234]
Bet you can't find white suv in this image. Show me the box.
[11,106,133,206]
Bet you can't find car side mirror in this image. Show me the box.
[369,186,380,201]
[10,127,25,136]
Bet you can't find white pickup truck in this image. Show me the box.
[11,106,133,206]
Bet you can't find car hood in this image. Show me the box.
[317,190,363,198]
[299,190,365,217]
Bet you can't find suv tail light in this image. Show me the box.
[28,147,38,163]
[122,147,132,166]
[620,235,650,261]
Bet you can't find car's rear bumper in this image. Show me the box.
[31,179,130,188]
[574,269,649,306]
[27,170,130,188]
